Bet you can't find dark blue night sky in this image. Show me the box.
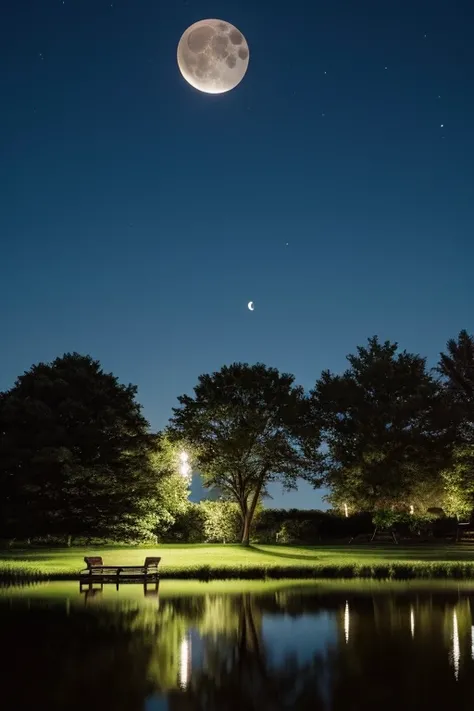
[1,0,473,508]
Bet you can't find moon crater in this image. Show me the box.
[188,26,214,53]
[229,30,243,45]
[212,35,229,58]
[178,19,250,94]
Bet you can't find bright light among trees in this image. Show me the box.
[179,451,191,478]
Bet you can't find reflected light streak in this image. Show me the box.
[453,610,460,680]
[179,636,191,690]
[344,601,350,644]
[471,626,474,661]
[410,606,415,638]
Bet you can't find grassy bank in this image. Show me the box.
[2,543,474,582]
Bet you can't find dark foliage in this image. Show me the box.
[0,353,154,542]
[438,329,474,443]
[253,508,373,543]
[312,336,454,512]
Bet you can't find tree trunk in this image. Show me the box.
[66,534,72,547]
[240,482,263,545]
[241,514,252,546]
[238,496,249,545]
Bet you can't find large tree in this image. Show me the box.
[438,331,474,518]
[168,362,322,545]
[313,336,452,513]
[438,329,474,442]
[0,353,154,543]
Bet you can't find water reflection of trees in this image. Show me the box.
[173,591,474,710]
[3,587,474,710]
[171,593,327,711]
[0,602,156,710]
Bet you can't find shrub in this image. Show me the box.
[164,504,206,542]
[253,509,373,543]
[163,500,240,543]
[276,519,320,544]
[200,500,241,543]
[374,510,441,539]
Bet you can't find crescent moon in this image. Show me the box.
[248,301,254,311]
[177,19,250,94]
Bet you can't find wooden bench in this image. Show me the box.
[81,556,161,581]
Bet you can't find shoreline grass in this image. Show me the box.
[2,543,474,582]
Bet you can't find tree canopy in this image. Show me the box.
[439,329,474,443]
[168,362,322,544]
[2,329,474,544]
[313,336,453,514]
[437,331,474,518]
[0,353,155,542]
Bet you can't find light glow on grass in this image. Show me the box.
[5,544,474,581]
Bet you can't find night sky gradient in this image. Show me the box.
[1,0,473,508]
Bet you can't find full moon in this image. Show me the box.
[248,301,254,311]
[177,19,249,94]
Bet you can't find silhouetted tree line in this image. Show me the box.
[0,330,473,544]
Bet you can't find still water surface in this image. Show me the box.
[2,579,474,710]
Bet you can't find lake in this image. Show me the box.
[2,579,474,710]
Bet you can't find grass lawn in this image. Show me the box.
[2,542,474,581]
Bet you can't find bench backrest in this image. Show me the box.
[84,556,103,568]
[144,557,161,568]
